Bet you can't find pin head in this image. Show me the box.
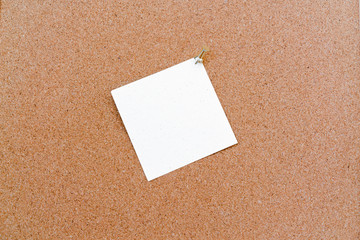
[194,48,208,64]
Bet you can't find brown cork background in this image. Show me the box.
[1,0,359,239]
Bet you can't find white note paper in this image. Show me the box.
[111,58,237,181]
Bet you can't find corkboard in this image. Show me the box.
[1,1,359,239]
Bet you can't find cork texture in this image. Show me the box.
[1,1,359,239]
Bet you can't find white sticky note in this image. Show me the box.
[111,58,237,181]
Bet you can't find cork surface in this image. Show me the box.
[1,1,359,239]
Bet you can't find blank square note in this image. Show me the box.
[111,58,237,181]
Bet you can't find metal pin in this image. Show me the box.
[194,49,208,64]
